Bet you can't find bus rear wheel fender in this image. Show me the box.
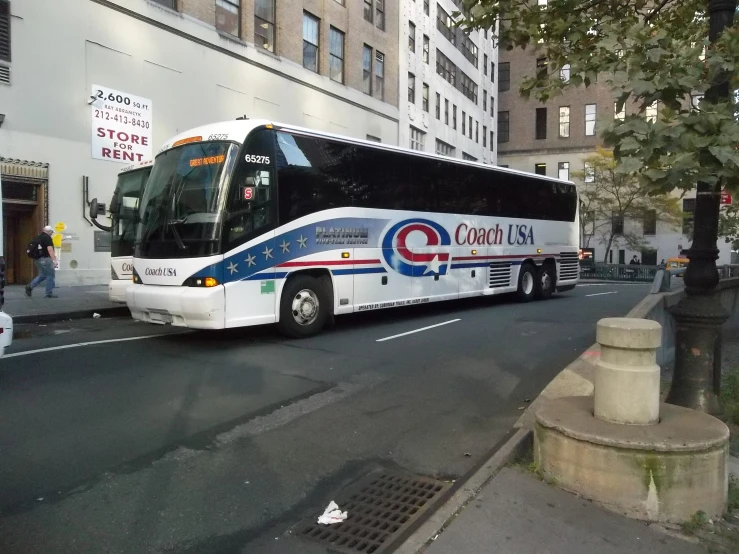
[276,271,333,338]
[516,262,536,302]
[535,260,556,300]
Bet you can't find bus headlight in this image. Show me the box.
[182,276,220,287]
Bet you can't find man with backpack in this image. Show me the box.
[25,226,58,298]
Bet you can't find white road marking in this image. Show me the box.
[585,291,618,297]
[577,283,647,287]
[1,333,183,359]
[376,319,461,342]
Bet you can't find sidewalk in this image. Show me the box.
[3,284,129,323]
[423,467,704,554]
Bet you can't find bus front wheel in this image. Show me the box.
[535,264,556,300]
[517,263,536,302]
[277,274,331,338]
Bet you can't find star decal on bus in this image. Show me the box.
[262,246,274,260]
[297,235,308,249]
[227,261,238,275]
[245,253,256,267]
[279,240,290,253]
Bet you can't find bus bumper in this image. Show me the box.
[126,284,225,329]
[108,279,131,304]
[0,311,13,358]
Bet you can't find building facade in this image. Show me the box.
[0,0,400,285]
[399,0,497,163]
[496,45,733,265]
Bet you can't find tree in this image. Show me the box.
[457,0,739,195]
[719,204,739,251]
[574,149,683,262]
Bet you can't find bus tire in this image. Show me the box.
[535,264,556,300]
[517,263,536,302]
[277,274,330,338]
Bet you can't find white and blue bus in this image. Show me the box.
[127,120,579,337]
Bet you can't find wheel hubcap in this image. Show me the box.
[292,289,319,326]
[523,272,534,295]
[541,272,551,291]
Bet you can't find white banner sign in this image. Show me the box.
[91,85,153,164]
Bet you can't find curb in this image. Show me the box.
[392,428,533,554]
[11,306,131,325]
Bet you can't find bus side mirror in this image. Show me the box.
[89,198,106,219]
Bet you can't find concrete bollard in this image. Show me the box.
[593,318,662,425]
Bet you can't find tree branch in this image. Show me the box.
[645,0,675,23]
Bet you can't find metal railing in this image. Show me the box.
[579,263,659,283]
[650,264,739,293]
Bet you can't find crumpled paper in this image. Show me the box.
[317,501,347,525]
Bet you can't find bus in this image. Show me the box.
[90,161,153,303]
[0,173,13,356]
[127,120,579,338]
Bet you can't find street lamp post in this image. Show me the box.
[665,0,736,414]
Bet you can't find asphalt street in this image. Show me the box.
[0,283,651,553]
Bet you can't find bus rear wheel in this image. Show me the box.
[277,274,331,338]
[517,263,536,302]
[535,264,556,300]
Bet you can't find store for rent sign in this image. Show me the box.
[91,85,153,163]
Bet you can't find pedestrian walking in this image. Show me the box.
[25,225,58,298]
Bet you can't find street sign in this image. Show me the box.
[721,190,732,205]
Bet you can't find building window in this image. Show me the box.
[410,126,425,151]
[0,0,10,62]
[559,106,570,138]
[463,152,478,161]
[409,21,416,53]
[643,209,657,235]
[468,115,473,138]
[490,130,494,147]
[614,101,625,122]
[444,99,449,124]
[435,92,441,119]
[484,54,488,76]
[366,134,381,142]
[483,93,487,113]
[215,0,240,36]
[436,49,456,87]
[483,125,487,147]
[491,61,495,81]
[558,161,569,180]
[363,45,372,95]
[453,105,457,129]
[462,111,466,135]
[535,108,547,140]
[461,34,478,67]
[585,104,596,136]
[535,163,547,175]
[498,111,509,143]
[646,101,658,123]
[584,162,595,183]
[424,0,429,16]
[560,63,570,82]
[329,27,345,83]
[490,95,494,117]
[683,198,695,235]
[375,0,385,30]
[423,83,430,112]
[536,57,547,78]
[151,0,177,9]
[423,35,430,63]
[375,51,385,100]
[499,62,510,91]
[254,0,276,52]
[642,249,658,266]
[364,0,372,23]
[612,213,624,235]
[475,120,479,143]
[408,73,416,103]
[302,12,320,73]
[459,71,478,103]
[437,4,455,45]
[436,139,455,157]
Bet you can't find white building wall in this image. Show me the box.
[0,0,399,285]
[398,0,497,163]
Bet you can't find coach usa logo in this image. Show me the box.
[382,219,451,277]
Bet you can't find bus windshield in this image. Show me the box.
[111,168,150,258]
[135,142,237,259]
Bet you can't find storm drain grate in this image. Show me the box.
[298,472,451,553]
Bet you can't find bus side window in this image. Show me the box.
[222,129,277,252]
